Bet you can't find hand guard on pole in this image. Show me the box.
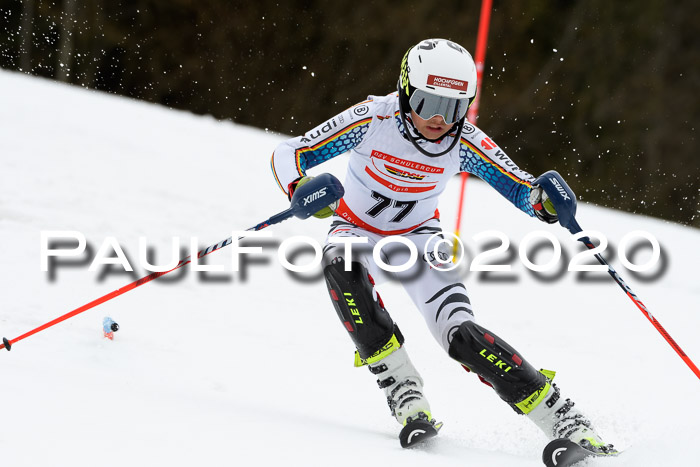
[529,184,559,224]
[288,175,340,219]
[532,171,579,233]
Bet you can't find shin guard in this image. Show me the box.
[324,257,403,362]
[448,321,553,414]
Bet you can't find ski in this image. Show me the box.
[399,417,443,448]
[542,439,619,466]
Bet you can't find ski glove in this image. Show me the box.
[287,175,338,219]
[529,185,558,224]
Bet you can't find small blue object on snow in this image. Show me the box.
[103,317,119,340]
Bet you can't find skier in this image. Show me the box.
[271,38,617,456]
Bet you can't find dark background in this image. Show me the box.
[1,0,698,227]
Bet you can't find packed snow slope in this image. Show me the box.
[0,70,698,467]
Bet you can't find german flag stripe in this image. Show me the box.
[294,117,373,175]
[460,138,532,187]
[270,152,286,194]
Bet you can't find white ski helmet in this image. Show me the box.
[398,38,477,156]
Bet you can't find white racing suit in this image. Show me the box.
[271,93,568,427]
[271,92,537,352]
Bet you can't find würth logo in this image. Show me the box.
[481,137,497,150]
[427,74,468,91]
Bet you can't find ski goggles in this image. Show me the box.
[409,89,469,124]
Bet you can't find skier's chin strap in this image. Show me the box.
[398,94,464,158]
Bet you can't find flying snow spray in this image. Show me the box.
[103,317,119,340]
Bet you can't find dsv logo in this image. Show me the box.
[303,187,327,206]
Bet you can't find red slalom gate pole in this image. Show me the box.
[453,0,493,245]
[466,0,492,125]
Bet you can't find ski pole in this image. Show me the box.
[1,173,344,352]
[535,170,700,380]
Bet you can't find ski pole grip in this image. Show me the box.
[289,173,345,220]
[259,174,345,227]
[534,170,582,235]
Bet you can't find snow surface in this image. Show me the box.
[0,69,698,467]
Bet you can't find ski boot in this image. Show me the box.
[529,383,619,463]
[366,345,442,447]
